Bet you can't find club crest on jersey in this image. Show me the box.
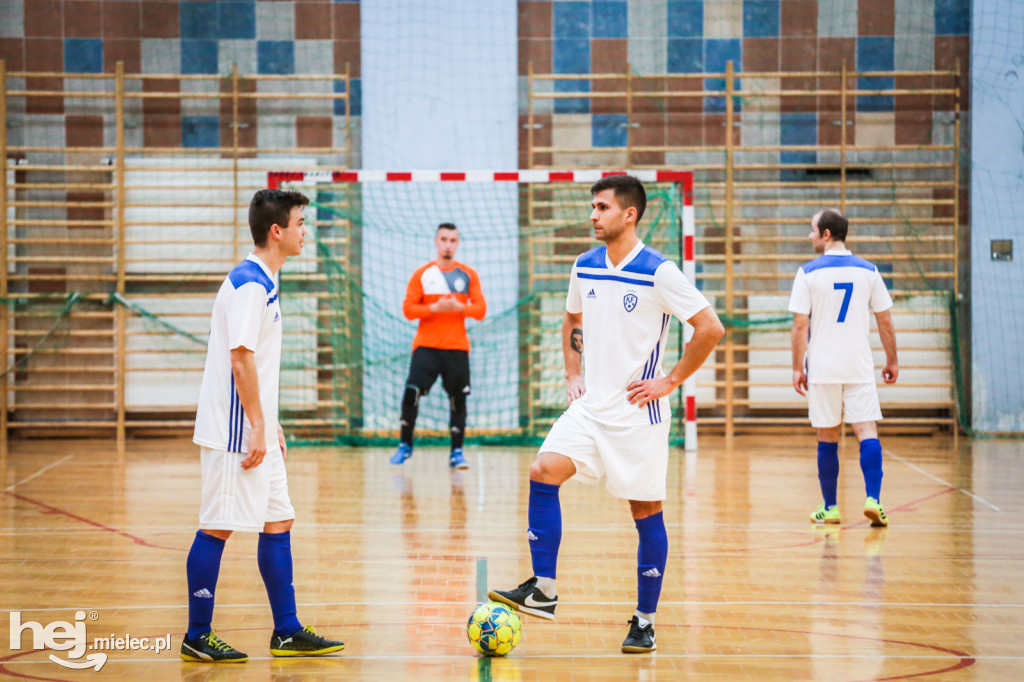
[623,291,638,312]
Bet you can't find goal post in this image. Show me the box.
[267,169,699,451]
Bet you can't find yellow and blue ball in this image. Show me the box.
[466,601,522,656]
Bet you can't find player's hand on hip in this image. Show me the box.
[277,424,288,459]
[627,376,672,407]
[566,374,586,403]
[241,431,267,470]
[882,362,899,384]
[793,370,808,396]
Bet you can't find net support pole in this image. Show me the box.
[680,176,697,451]
[114,61,127,456]
[0,59,8,458]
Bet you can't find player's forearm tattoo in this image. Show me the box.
[570,328,583,355]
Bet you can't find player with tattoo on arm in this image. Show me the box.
[489,175,724,653]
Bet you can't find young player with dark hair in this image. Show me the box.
[183,189,344,663]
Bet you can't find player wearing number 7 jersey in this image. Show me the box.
[789,209,899,527]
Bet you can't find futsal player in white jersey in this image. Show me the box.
[183,189,344,663]
[789,208,899,527]
[490,175,724,653]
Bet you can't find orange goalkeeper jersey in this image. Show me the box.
[403,260,487,351]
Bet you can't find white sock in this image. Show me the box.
[534,576,556,597]
[635,610,655,626]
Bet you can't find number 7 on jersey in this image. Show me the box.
[833,282,853,322]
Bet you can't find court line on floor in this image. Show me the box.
[6,654,1021,665]
[885,449,1002,512]
[5,599,1022,613]
[5,522,1023,534]
[1,491,183,552]
[3,454,75,492]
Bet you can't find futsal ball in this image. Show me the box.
[466,601,522,656]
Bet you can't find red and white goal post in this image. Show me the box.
[268,169,700,451]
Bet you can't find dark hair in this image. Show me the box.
[816,209,848,242]
[590,174,647,225]
[248,189,309,247]
[437,222,458,233]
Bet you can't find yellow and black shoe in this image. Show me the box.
[863,497,888,527]
[180,630,248,663]
[810,503,841,524]
[270,625,345,657]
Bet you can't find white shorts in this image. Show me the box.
[199,447,295,532]
[808,383,883,428]
[539,402,671,501]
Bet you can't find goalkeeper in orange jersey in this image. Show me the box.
[390,222,487,469]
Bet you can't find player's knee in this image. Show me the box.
[529,453,574,485]
[263,519,293,534]
[629,500,663,520]
[851,421,878,441]
[817,425,841,442]
[449,392,467,415]
[402,385,421,410]
[200,528,233,541]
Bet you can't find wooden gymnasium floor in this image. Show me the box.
[1,433,1022,681]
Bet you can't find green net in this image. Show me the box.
[274,180,686,445]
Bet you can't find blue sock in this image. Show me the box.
[186,530,225,640]
[635,512,668,615]
[527,480,561,579]
[860,438,883,501]
[817,441,840,508]
[258,531,302,636]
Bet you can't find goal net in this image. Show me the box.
[268,170,697,447]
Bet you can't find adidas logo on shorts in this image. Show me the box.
[526,530,539,541]
[192,588,214,599]
[641,568,661,578]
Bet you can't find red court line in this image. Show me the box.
[0,650,64,682]
[842,486,957,530]
[3,491,183,552]
[669,623,974,681]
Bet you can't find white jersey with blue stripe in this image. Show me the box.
[194,253,283,454]
[566,240,711,426]
[788,248,894,384]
